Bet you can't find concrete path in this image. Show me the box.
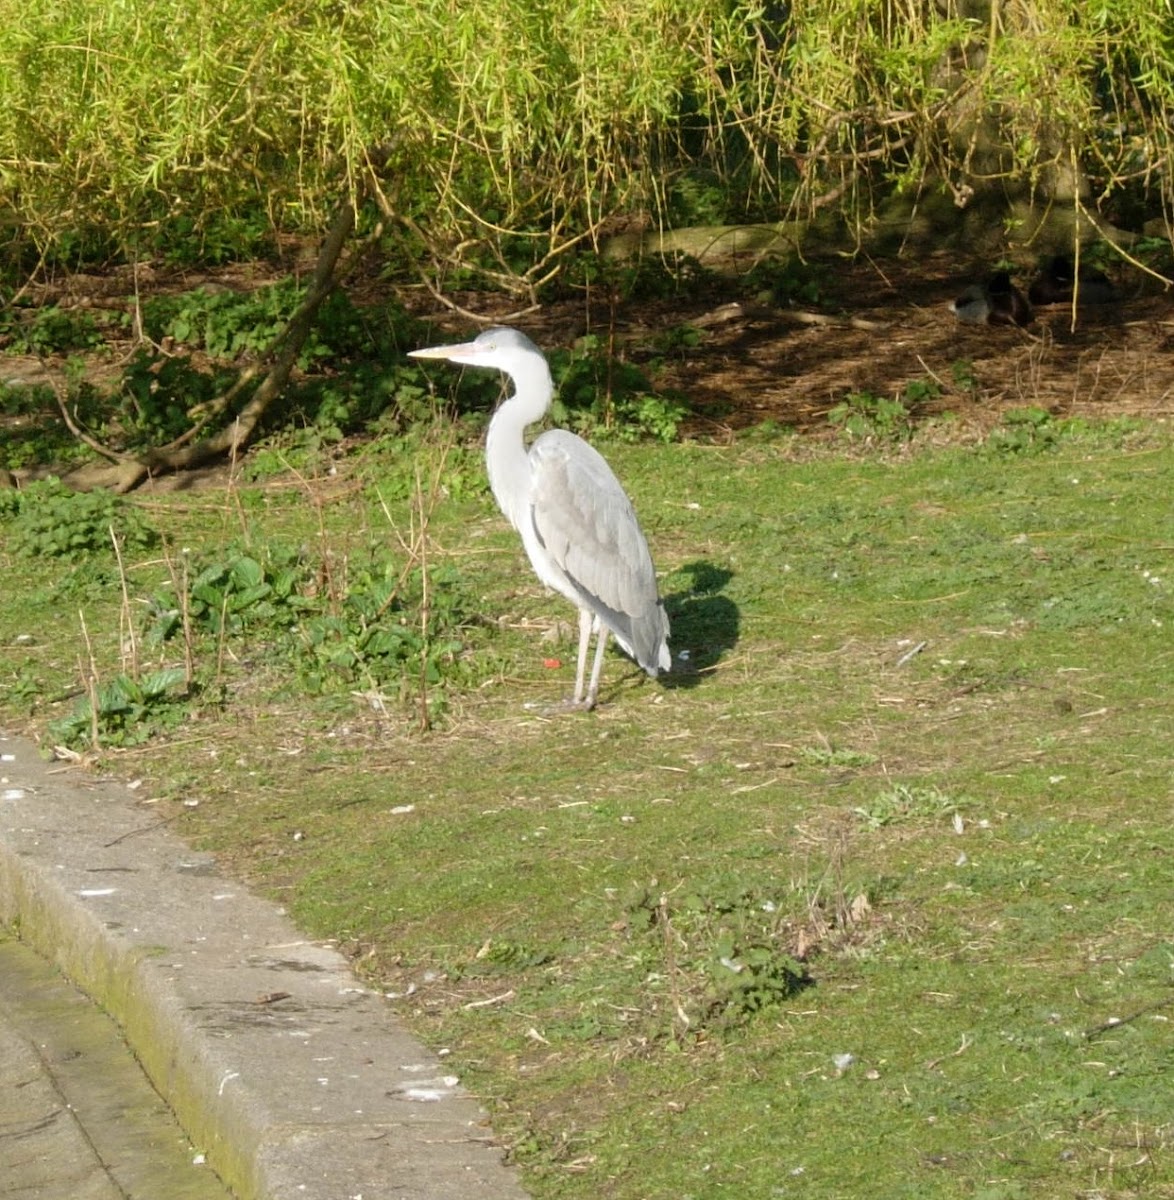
[0,730,530,1200]
[0,929,233,1199]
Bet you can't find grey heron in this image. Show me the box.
[409,326,671,710]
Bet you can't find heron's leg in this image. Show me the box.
[583,621,609,711]
[572,608,593,706]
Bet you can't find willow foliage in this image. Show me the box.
[0,0,1170,271]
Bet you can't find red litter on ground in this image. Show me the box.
[543,658,562,669]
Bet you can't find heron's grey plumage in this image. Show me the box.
[408,326,670,708]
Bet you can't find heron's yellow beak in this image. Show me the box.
[407,341,480,361]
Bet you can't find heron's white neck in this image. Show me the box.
[484,352,553,532]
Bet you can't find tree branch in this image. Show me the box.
[67,199,361,494]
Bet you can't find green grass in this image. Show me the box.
[2,419,1173,1198]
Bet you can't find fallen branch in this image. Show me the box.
[46,368,132,465]
[62,198,363,494]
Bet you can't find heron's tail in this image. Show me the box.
[634,601,671,678]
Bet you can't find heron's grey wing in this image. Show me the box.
[528,430,669,673]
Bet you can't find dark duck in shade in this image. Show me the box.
[1028,255,1116,306]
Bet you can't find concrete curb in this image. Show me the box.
[0,731,530,1200]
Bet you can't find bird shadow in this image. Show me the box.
[659,561,740,692]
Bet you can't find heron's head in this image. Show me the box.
[408,326,543,372]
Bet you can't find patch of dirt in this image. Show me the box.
[4,249,1173,489]
[396,250,1174,443]
[535,252,1174,439]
